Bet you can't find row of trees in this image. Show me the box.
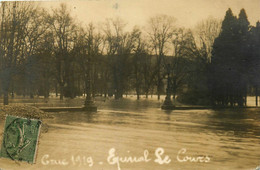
[0,2,259,107]
[0,2,49,105]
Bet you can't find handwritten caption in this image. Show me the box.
[41,148,210,170]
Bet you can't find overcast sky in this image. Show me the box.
[40,0,260,30]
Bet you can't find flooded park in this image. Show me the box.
[0,96,260,170]
[1,0,260,169]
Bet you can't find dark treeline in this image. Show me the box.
[210,9,260,106]
[0,2,259,106]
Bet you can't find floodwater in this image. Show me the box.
[0,97,260,170]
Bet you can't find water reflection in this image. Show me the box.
[207,109,260,138]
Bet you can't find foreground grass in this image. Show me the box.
[0,104,53,120]
[0,104,54,133]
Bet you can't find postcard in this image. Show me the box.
[0,0,260,169]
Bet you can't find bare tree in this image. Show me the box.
[170,28,198,101]
[0,2,43,104]
[147,15,176,100]
[36,27,56,99]
[131,27,145,100]
[194,17,221,62]
[103,18,136,99]
[130,27,157,99]
[22,7,48,98]
[47,3,77,100]
[73,23,103,99]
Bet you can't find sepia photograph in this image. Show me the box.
[0,0,260,169]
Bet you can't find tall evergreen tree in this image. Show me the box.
[210,8,250,106]
[237,8,250,105]
[249,21,260,106]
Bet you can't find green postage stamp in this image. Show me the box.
[0,115,41,163]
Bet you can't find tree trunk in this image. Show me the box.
[244,88,247,106]
[1,69,11,105]
[11,91,14,99]
[77,75,81,97]
[256,86,258,107]
[11,83,14,99]
[136,87,140,100]
[173,93,176,103]
[60,85,64,100]
[3,90,8,105]
[44,86,49,99]
[157,68,161,100]
[55,83,58,97]
[45,80,49,98]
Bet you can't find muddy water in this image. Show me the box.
[0,98,260,170]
